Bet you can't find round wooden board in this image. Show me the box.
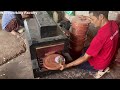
[43,54,65,70]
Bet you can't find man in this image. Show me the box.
[2,11,23,36]
[2,11,33,36]
[60,11,119,78]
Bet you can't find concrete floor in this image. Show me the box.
[38,63,120,79]
[0,33,34,79]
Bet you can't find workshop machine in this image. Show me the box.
[24,11,72,78]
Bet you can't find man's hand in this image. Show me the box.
[59,63,66,71]
[11,30,20,38]
[59,53,92,70]
[21,11,33,19]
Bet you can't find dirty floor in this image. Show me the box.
[38,63,120,79]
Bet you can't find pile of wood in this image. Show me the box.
[69,16,90,59]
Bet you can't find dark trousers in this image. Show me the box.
[77,61,98,72]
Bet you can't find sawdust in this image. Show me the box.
[0,30,26,65]
[0,14,26,65]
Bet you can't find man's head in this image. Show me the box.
[89,11,109,27]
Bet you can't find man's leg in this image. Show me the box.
[77,61,98,72]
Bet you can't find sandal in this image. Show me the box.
[93,67,110,79]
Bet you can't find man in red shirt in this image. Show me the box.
[60,11,119,78]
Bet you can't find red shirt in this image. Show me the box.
[86,21,119,70]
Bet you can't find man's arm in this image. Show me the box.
[65,53,91,69]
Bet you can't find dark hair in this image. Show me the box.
[89,11,109,19]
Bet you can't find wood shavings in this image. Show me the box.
[0,74,5,77]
